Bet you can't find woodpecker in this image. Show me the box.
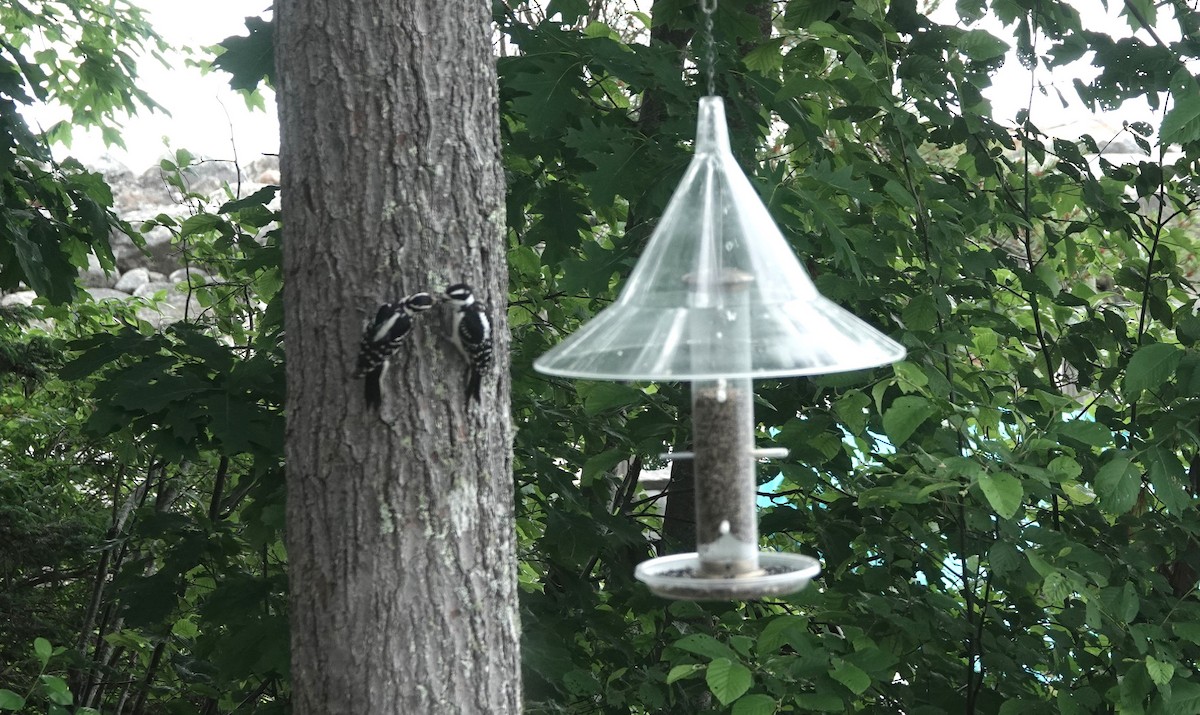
[353,292,435,409]
[444,282,493,404]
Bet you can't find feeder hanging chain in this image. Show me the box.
[701,0,717,96]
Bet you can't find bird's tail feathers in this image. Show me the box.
[365,367,383,410]
[466,370,482,405]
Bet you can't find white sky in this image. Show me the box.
[929,0,1170,141]
[26,0,280,172]
[23,0,1173,171]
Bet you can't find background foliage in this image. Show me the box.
[3,0,1200,712]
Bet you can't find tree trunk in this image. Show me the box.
[275,1,520,712]
[661,456,696,552]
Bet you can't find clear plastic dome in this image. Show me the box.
[534,97,905,381]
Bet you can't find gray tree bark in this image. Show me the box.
[275,1,520,712]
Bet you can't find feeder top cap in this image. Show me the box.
[534,97,905,382]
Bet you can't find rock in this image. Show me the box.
[108,227,144,270]
[134,281,178,300]
[141,225,174,247]
[135,280,202,317]
[119,167,180,218]
[0,291,37,307]
[82,288,131,302]
[116,226,179,275]
[93,154,134,182]
[114,268,150,293]
[94,156,280,304]
[182,161,239,194]
[248,155,279,173]
[137,302,185,329]
[246,156,280,187]
[0,292,56,332]
[169,268,211,286]
[80,252,116,289]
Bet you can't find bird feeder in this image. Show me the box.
[535,97,905,600]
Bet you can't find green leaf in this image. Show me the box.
[1174,622,1200,644]
[901,294,938,331]
[579,382,642,415]
[505,55,586,138]
[10,222,78,305]
[1062,480,1096,505]
[1119,583,1140,623]
[791,187,863,280]
[546,0,589,22]
[1125,343,1182,396]
[200,574,275,624]
[40,675,72,705]
[104,629,150,651]
[834,391,870,433]
[883,396,934,447]
[757,615,813,655]
[1162,92,1200,145]
[116,370,212,413]
[1041,571,1072,606]
[706,658,752,706]
[1171,681,1200,712]
[581,21,616,39]
[179,213,226,239]
[1055,419,1113,447]
[34,636,52,663]
[0,690,24,710]
[743,38,785,73]
[732,693,778,715]
[977,472,1023,519]
[674,634,741,662]
[1143,447,1191,514]
[526,181,588,266]
[830,659,871,695]
[562,669,600,696]
[61,332,145,380]
[209,613,289,680]
[792,693,844,711]
[1048,455,1083,481]
[666,663,704,684]
[173,325,236,371]
[219,186,280,214]
[172,617,199,638]
[203,394,269,455]
[893,361,929,393]
[563,119,645,206]
[580,449,626,484]
[1146,656,1174,686]
[1096,451,1139,515]
[958,29,1010,60]
[785,0,838,27]
[846,645,898,674]
[989,541,1023,574]
[117,570,182,627]
[1058,688,1082,715]
[212,16,275,91]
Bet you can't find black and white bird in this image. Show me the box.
[445,283,493,404]
[354,292,435,409]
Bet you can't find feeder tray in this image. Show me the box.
[635,552,821,601]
